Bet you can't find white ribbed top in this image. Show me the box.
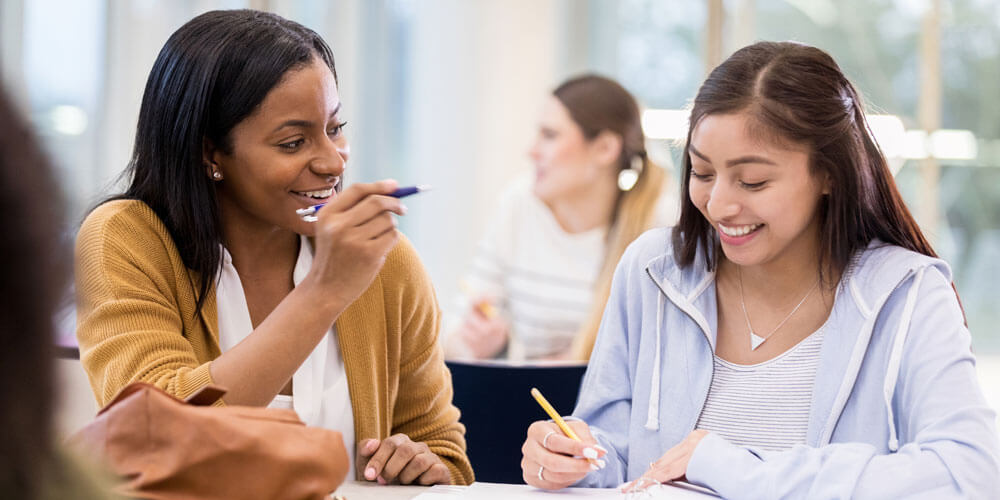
[695,329,824,451]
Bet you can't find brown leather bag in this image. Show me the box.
[67,383,349,500]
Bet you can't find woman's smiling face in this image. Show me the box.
[687,112,829,269]
[211,56,348,237]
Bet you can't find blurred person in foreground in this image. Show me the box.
[0,88,113,498]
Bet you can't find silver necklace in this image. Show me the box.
[738,267,820,350]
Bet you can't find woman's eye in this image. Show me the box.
[328,121,348,137]
[740,180,767,190]
[690,170,713,181]
[279,139,304,151]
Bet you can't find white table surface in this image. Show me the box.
[331,480,458,499]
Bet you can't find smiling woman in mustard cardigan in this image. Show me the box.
[74,10,472,486]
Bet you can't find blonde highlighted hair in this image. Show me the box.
[549,75,670,360]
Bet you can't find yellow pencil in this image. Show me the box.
[530,387,597,464]
[459,279,498,319]
[475,300,498,320]
[531,387,580,439]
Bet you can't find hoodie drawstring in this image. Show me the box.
[645,293,664,430]
[883,267,925,452]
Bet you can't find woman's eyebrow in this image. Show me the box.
[689,144,777,168]
[689,144,711,162]
[726,155,778,167]
[270,103,343,134]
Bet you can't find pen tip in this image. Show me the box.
[416,184,433,192]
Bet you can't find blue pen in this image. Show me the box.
[296,184,431,220]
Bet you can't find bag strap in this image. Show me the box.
[98,382,229,415]
[184,385,228,406]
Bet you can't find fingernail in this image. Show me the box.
[376,476,387,485]
[365,467,377,480]
[595,445,608,454]
[597,459,607,469]
[590,463,600,471]
[367,441,378,452]
[400,204,408,214]
[583,447,598,459]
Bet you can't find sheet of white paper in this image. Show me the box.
[412,482,717,500]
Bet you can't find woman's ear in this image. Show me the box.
[202,138,223,181]
[591,130,623,170]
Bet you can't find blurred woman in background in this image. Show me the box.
[447,75,677,361]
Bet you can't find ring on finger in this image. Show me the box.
[537,465,545,482]
[542,430,557,450]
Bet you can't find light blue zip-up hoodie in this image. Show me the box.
[573,228,1000,498]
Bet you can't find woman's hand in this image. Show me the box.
[457,297,508,359]
[522,420,607,490]
[622,430,708,492]
[305,179,405,311]
[356,435,451,486]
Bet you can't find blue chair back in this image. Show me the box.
[446,360,587,484]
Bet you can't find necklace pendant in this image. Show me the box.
[750,332,767,350]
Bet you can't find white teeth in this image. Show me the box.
[297,188,333,199]
[719,223,761,237]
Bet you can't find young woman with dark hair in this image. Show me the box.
[448,74,676,361]
[74,9,472,486]
[520,41,999,497]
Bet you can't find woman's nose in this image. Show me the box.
[706,182,740,220]
[528,138,542,162]
[311,139,349,178]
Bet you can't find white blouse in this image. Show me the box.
[216,235,356,468]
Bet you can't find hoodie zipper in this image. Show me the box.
[645,267,716,433]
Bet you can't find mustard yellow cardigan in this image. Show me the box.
[74,200,473,484]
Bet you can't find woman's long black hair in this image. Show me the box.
[112,9,336,314]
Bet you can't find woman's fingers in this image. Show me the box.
[333,194,407,227]
[356,439,381,480]
[351,211,398,241]
[527,420,603,460]
[396,450,442,485]
[416,463,452,485]
[366,435,448,486]
[362,433,409,482]
[522,421,601,489]
[380,438,425,483]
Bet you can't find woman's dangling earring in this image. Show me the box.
[212,170,222,180]
[618,155,644,191]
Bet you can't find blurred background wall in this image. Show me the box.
[1,0,997,428]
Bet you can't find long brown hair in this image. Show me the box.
[673,41,936,285]
[554,75,670,360]
[0,89,69,496]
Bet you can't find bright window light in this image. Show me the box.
[929,129,978,160]
[641,109,690,140]
[867,114,906,159]
[49,105,88,136]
